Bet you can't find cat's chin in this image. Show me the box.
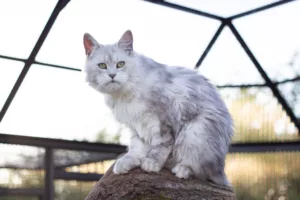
[100,82,123,94]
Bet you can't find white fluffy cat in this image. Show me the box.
[83,30,233,185]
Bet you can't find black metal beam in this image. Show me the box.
[1,133,300,155]
[0,55,26,63]
[275,76,300,85]
[217,83,267,89]
[0,133,127,153]
[195,23,225,69]
[54,170,102,181]
[45,148,54,200]
[141,0,297,23]
[34,61,81,71]
[229,0,297,20]
[216,76,300,88]
[0,54,81,71]
[0,187,43,196]
[230,141,300,153]
[142,0,224,21]
[1,52,298,89]
[228,22,300,133]
[0,0,71,123]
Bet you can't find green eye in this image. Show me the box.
[98,63,107,69]
[116,61,125,68]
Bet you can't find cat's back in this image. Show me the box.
[138,56,225,112]
[139,57,209,89]
[168,66,203,82]
[164,65,217,97]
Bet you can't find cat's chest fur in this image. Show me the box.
[105,95,146,127]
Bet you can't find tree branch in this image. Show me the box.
[85,162,237,200]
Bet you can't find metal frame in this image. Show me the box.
[1,133,300,199]
[0,0,71,123]
[1,133,299,154]
[143,0,300,132]
[0,0,299,132]
[0,187,44,200]
[0,133,124,200]
[45,148,54,200]
[0,133,126,153]
[0,0,300,199]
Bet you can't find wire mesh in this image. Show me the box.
[0,0,300,199]
[219,87,300,143]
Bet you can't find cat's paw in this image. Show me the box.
[171,164,192,179]
[113,154,140,174]
[141,158,161,173]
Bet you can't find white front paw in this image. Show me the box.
[113,154,139,174]
[141,158,162,173]
[172,164,192,179]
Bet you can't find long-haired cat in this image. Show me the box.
[83,30,233,185]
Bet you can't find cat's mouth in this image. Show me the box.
[106,80,120,85]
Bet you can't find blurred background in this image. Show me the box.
[0,0,300,200]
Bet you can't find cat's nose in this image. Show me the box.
[109,74,116,79]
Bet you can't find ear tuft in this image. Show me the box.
[83,33,100,56]
[118,30,133,54]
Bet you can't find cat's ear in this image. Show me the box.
[118,30,133,54]
[83,33,101,56]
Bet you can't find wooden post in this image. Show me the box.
[85,162,237,200]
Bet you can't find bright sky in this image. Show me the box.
[0,0,300,148]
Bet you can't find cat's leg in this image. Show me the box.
[138,117,173,173]
[172,117,229,185]
[113,135,148,174]
[141,132,173,173]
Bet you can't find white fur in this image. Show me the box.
[83,30,233,185]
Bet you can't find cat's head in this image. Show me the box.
[83,30,136,94]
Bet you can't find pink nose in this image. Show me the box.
[109,74,116,79]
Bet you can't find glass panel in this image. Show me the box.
[219,87,299,143]
[199,27,265,86]
[226,152,300,200]
[277,80,300,118]
[0,65,131,144]
[0,0,57,58]
[234,0,300,81]
[0,59,23,110]
[36,0,220,69]
[167,0,277,17]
